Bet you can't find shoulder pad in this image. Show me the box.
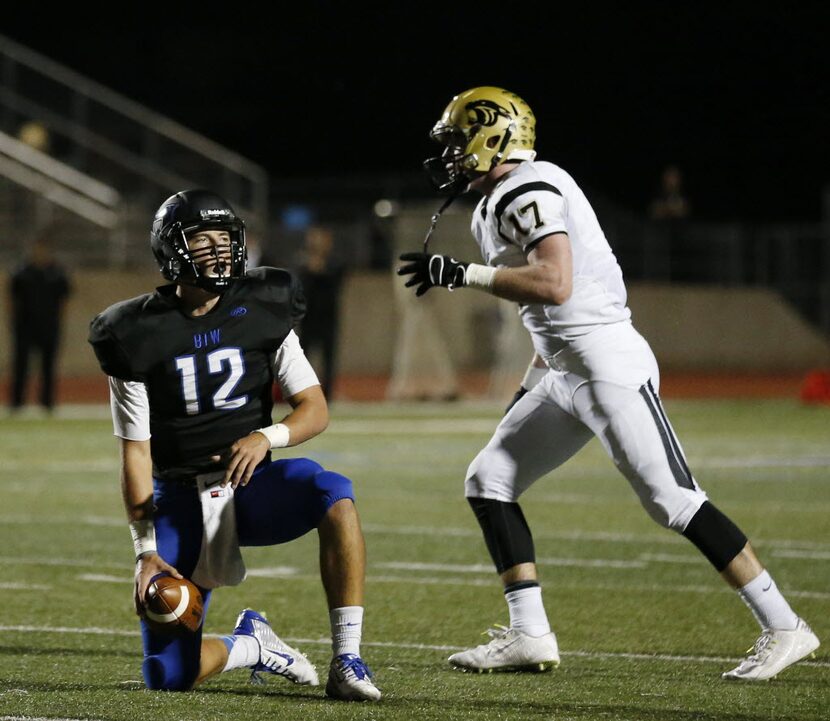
[88,293,155,381]
[239,267,305,327]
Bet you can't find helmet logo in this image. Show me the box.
[465,100,511,127]
[200,208,232,219]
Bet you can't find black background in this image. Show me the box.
[2,3,828,221]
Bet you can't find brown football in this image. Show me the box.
[144,574,204,635]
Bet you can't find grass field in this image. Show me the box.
[0,398,828,720]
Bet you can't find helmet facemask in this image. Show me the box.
[161,219,246,293]
[423,124,478,194]
[151,189,249,292]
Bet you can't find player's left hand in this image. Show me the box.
[211,432,270,488]
[398,252,469,296]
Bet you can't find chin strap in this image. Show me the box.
[423,192,462,254]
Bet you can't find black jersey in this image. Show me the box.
[88,267,305,480]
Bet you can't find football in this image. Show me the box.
[143,574,204,635]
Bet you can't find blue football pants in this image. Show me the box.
[141,457,355,690]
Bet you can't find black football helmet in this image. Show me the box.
[150,189,246,292]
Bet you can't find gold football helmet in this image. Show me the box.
[424,86,536,193]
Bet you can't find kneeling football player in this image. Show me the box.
[88,189,381,702]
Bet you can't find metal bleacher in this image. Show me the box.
[0,32,268,271]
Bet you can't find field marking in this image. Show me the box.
[378,558,646,572]
[362,523,830,552]
[772,549,830,560]
[0,460,119,473]
[361,574,830,600]
[77,574,131,584]
[0,717,106,721]
[0,557,125,570]
[694,456,830,469]
[2,516,826,553]
[0,625,827,670]
[0,582,51,591]
[7,453,826,470]
[246,566,299,578]
[639,553,700,565]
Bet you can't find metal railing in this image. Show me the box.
[0,32,269,263]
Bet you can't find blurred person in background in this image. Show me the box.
[649,164,691,221]
[648,164,694,282]
[398,86,818,682]
[8,228,72,412]
[295,225,345,399]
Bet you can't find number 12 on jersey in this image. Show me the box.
[175,347,248,415]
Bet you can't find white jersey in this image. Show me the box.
[471,160,631,359]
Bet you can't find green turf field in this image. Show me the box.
[0,399,828,720]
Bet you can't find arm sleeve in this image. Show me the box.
[272,330,320,398]
[108,376,151,441]
[499,184,569,253]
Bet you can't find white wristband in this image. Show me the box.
[521,363,548,390]
[254,422,290,449]
[464,263,497,292]
[129,519,157,559]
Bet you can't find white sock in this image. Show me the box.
[330,606,363,657]
[221,634,260,672]
[505,585,551,637]
[738,570,799,631]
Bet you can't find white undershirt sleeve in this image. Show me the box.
[272,330,320,398]
[108,376,151,441]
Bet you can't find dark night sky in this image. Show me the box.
[2,4,828,222]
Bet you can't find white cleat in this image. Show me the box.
[233,608,319,686]
[722,618,820,681]
[325,653,382,701]
[448,625,560,673]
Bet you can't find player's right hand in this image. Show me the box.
[211,431,270,489]
[398,252,469,295]
[134,552,183,616]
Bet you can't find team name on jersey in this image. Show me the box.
[194,329,221,349]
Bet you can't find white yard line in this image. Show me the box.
[0,625,826,670]
[377,558,646,572]
[362,523,830,552]
[76,574,131,584]
[772,549,830,560]
[0,717,107,721]
[0,557,125,569]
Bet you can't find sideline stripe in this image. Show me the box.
[0,625,826,670]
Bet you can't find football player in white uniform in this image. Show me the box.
[398,87,819,681]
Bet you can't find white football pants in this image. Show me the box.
[465,321,708,531]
